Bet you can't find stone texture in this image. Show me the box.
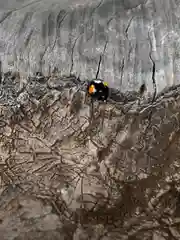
[0,0,180,94]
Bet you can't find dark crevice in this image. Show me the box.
[0,11,13,24]
[150,55,157,103]
[120,58,125,87]
[124,16,134,72]
[148,30,157,103]
[69,37,79,75]
[119,17,134,89]
[95,41,108,79]
[95,55,102,79]
[89,0,104,17]
[52,11,68,51]
[125,17,134,39]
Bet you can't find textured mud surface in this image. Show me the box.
[0,72,180,239]
[0,0,180,93]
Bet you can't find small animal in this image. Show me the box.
[87,79,109,102]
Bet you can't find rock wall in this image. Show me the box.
[0,0,180,93]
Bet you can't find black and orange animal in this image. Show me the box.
[87,79,109,102]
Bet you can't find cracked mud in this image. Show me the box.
[0,72,180,239]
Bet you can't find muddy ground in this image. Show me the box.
[0,72,180,239]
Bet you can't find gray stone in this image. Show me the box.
[0,0,179,94]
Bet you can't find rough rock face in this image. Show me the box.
[0,0,180,93]
[0,72,180,239]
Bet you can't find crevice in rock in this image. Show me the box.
[148,30,157,103]
[52,11,68,52]
[69,37,79,76]
[0,11,13,24]
[125,16,134,39]
[95,41,108,79]
[120,58,125,87]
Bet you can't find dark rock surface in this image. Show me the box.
[0,0,180,94]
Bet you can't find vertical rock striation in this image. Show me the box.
[0,0,179,94]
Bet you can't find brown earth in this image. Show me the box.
[0,72,180,239]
